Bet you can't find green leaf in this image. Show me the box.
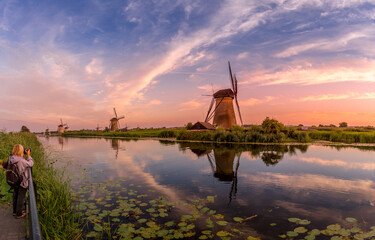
[138,218,147,223]
[233,217,244,222]
[305,235,315,240]
[217,221,228,226]
[298,219,311,225]
[199,235,208,239]
[270,223,277,227]
[217,231,230,237]
[165,221,175,227]
[345,217,357,223]
[294,227,308,234]
[288,218,301,223]
[287,231,298,237]
[310,229,320,235]
[206,196,215,203]
[93,224,103,232]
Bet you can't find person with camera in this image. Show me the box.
[7,144,34,218]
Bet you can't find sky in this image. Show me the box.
[1,0,375,132]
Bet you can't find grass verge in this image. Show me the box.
[0,131,81,239]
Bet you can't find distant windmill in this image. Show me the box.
[64,123,69,132]
[204,62,243,129]
[109,108,125,131]
[44,128,49,136]
[96,124,102,132]
[58,119,67,133]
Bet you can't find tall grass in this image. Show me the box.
[0,132,81,239]
[308,130,375,144]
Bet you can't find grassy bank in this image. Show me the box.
[0,132,81,239]
[63,125,375,144]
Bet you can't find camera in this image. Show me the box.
[24,148,31,155]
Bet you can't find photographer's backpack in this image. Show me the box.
[6,160,23,188]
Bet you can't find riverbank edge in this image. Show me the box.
[53,134,375,148]
[0,132,82,239]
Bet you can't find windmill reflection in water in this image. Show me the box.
[189,147,241,205]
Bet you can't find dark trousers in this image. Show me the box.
[12,186,27,216]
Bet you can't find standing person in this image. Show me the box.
[8,144,34,218]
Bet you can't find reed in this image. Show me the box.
[0,132,81,239]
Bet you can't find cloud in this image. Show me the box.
[179,99,204,111]
[298,157,375,170]
[275,31,369,58]
[148,99,162,105]
[242,96,276,106]
[300,92,375,102]
[242,59,375,86]
[85,58,103,75]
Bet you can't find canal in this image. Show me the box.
[38,136,375,239]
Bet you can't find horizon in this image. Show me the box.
[1,0,375,132]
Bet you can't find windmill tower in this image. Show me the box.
[64,123,69,132]
[109,108,125,131]
[96,124,102,132]
[58,119,67,133]
[204,62,243,129]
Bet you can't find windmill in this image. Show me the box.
[96,124,102,132]
[58,119,67,133]
[109,108,125,131]
[204,62,243,129]
[64,123,69,132]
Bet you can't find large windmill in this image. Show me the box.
[109,108,125,131]
[58,119,67,133]
[204,62,243,129]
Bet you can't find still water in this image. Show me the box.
[38,136,375,239]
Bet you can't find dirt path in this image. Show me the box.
[0,204,25,240]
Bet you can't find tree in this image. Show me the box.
[20,125,30,132]
[261,117,285,134]
[339,122,348,128]
[186,122,193,130]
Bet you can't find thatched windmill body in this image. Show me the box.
[58,119,67,133]
[109,108,125,131]
[204,62,243,129]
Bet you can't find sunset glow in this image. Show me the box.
[1,0,375,131]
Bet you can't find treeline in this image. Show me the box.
[0,132,81,239]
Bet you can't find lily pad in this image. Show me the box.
[288,218,301,223]
[206,196,215,203]
[270,223,277,227]
[294,227,308,234]
[299,219,311,225]
[217,231,230,237]
[93,224,103,232]
[305,235,315,240]
[287,231,298,237]
[345,217,357,223]
[233,217,244,222]
[217,221,228,226]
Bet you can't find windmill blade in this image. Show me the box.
[60,119,63,125]
[234,74,238,94]
[228,61,235,91]
[113,108,118,119]
[205,97,215,122]
[118,116,125,120]
[234,95,244,126]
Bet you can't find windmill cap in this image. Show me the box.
[213,89,234,98]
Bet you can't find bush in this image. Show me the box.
[158,130,176,138]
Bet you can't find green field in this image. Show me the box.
[62,124,375,144]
